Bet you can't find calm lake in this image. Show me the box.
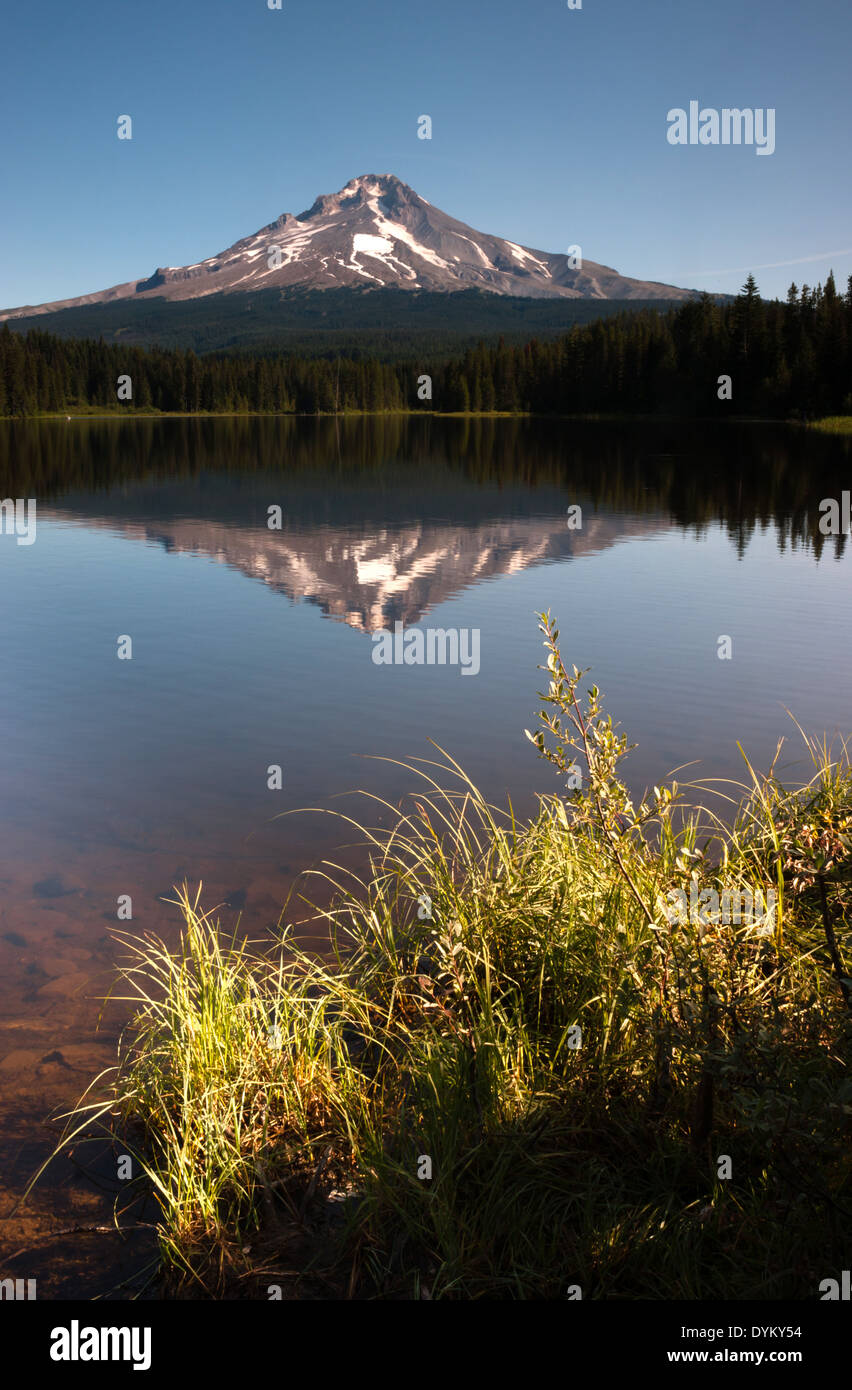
[1,413,850,1295]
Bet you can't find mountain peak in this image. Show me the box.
[345,173,409,191]
[298,173,417,221]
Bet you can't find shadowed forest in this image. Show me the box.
[2,276,850,419]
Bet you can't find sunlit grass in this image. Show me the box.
[43,617,852,1298]
[807,416,852,434]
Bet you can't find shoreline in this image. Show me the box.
[2,409,844,427]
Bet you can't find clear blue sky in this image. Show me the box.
[1,0,850,308]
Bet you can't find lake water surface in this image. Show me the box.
[1,414,850,1294]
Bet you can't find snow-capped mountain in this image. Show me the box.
[2,174,695,318]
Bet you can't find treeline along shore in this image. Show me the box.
[2,275,851,419]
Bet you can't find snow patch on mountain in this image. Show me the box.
[353,233,395,255]
[373,215,452,271]
[454,232,493,267]
[504,241,552,276]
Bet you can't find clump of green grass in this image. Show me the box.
[806,415,852,434]
[47,614,852,1298]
